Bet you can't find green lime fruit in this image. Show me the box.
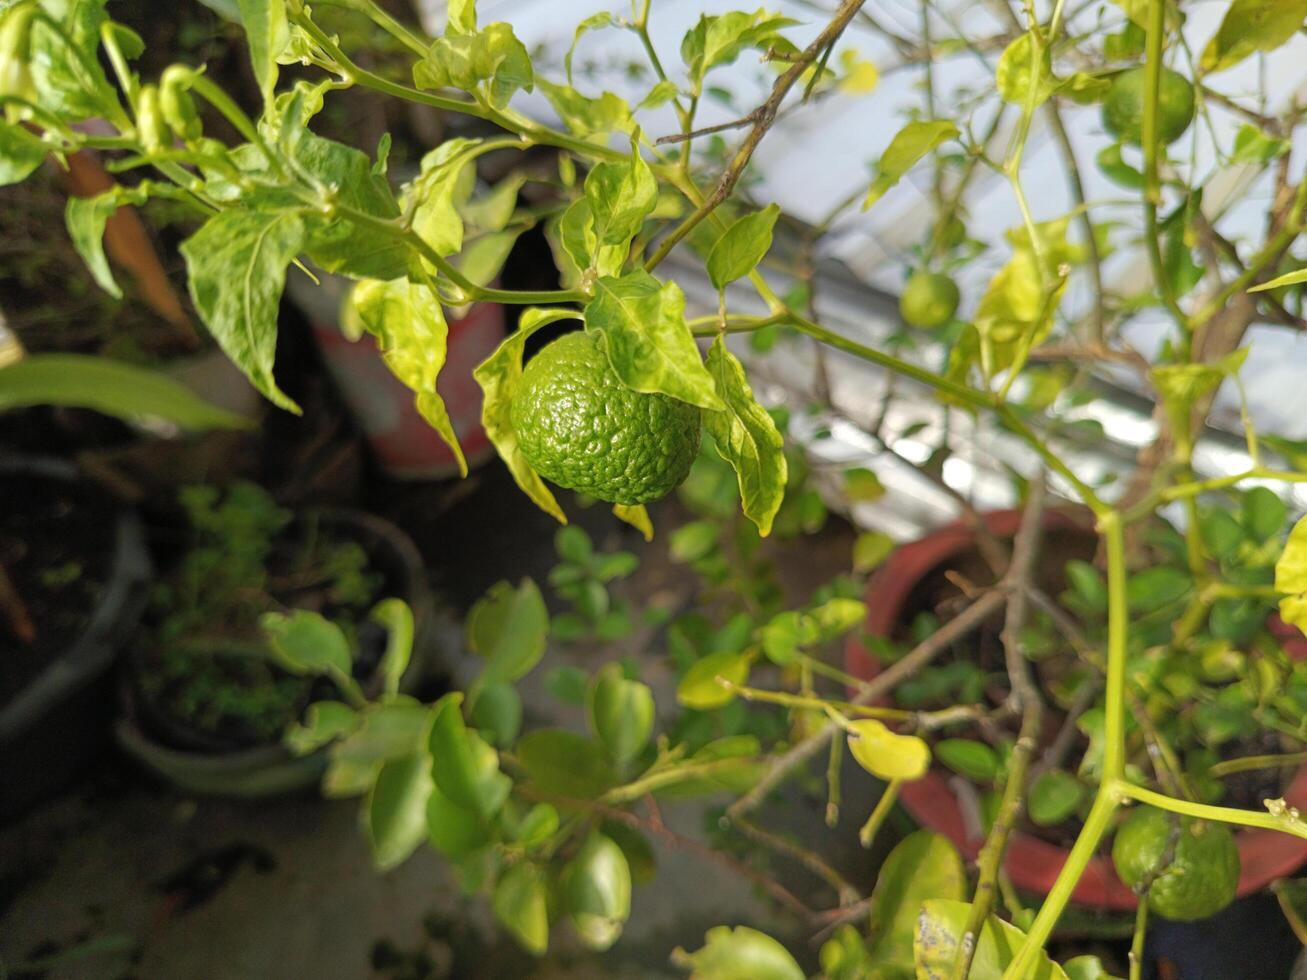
[1111,806,1240,922]
[511,330,702,505]
[899,271,960,329]
[1102,67,1195,147]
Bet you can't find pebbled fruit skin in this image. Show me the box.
[1111,806,1240,922]
[1102,67,1195,147]
[899,271,960,329]
[511,330,702,505]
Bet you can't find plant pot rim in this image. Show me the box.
[117,505,435,795]
[0,455,152,744]
[844,506,1307,910]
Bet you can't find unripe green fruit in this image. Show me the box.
[1102,67,1195,147]
[899,271,960,329]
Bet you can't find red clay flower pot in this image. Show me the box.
[844,508,1307,909]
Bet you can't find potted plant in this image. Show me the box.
[115,481,435,796]
[17,0,1307,975]
[846,495,1307,912]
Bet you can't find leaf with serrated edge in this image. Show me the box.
[180,209,305,413]
[703,337,786,535]
[353,277,466,474]
[586,272,723,410]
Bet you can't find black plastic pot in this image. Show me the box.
[0,456,153,820]
[114,508,438,797]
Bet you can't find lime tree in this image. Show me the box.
[511,331,702,505]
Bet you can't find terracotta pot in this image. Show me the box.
[845,508,1307,910]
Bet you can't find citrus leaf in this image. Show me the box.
[1200,0,1307,74]
[64,186,149,299]
[1230,123,1291,165]
[446,0,476,35]
[677,651,749,709]
[1028,770,1085,827]
[408,138,484,260]
[466,579,549,684]
[847,719,930,781]
[352,277,466,474]
[366,751,433,871]
[853,531,895,572]
[515,728,616,798]
[707,204,780,290]
[1250,266,1307,293]
[863,120,959,211]
[588,663,655,765]
[426,779,491,858]
[284,701,358,756]
[584,140,656,249]
[473,308,582,524]
[915,899,1070,980]
[427,693,511,819]
[235,0,289,107]
[0,119,49,187]
[703,336,786,534]
[261,609,352,677]
[680,10,799,93]
[1276,514,1307,637]
[613,503,654,540]
[371,598,415,697]
[179,208,305,413]
[866,831,965,970]
[673,925,804,980]
[935,739,1000,782]
[996,31,1056,106]
[494,862,550,954]
[565,11,614,84]
[586,272,724,410]
[0,353,248,430]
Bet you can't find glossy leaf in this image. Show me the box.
[586,273,724,410]
[0,354,248,430]
[473,308,582,524]
[810,598,867,638]
[1244,485,1287,543]
[1200,0,1307,74]
[470,682,522,747]
[0,119,48,187]
[1028,770,1085,827]
[494,862,550,954]
[680,11,798,94]
[562,833,631,951]
[863,120,959,211]
[353,277,465,474]
[1276,514,1307,636]
[426,779,491,858]
[996,31,1055,106]
[180,208,305,413]
[703,337,785,534]
[935,739,1000,783]
[28,2,119,121]
[369,598,415,697]
[584,142,657,249]
[588,663,655,765]
[515,728,615,798]
[677,651,750,710]
[466,578,549,684]
[761,611,818,667]
[408,138,484,259]
[915,899,1069,980]
[539,80,636,142]
[367,751,433,870]
[284,701,358,755]
[673,925,803,980]
[427,693,511,819]
[707,204,780,290]
[261,609,352,677]
[236,0,288,106]
[847,719,930,781]
[64,185,149,298]
[866,831,966,973]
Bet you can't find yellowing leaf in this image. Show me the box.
[838,49,878,95]
[1276,514,1307,637]
[846,719,930,781]
[1200,0,1307,74]
[613,503,654,541]
[862,120,959,211]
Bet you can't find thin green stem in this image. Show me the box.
[1129,896,1149,980]
[187,73,286,179]
[1118,782,1307,837]
[1002,790,1120,979]
[1102,513,1128,780]
[858,779,900,848]
[354,0,429,57]
[1141,0,1188,332]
